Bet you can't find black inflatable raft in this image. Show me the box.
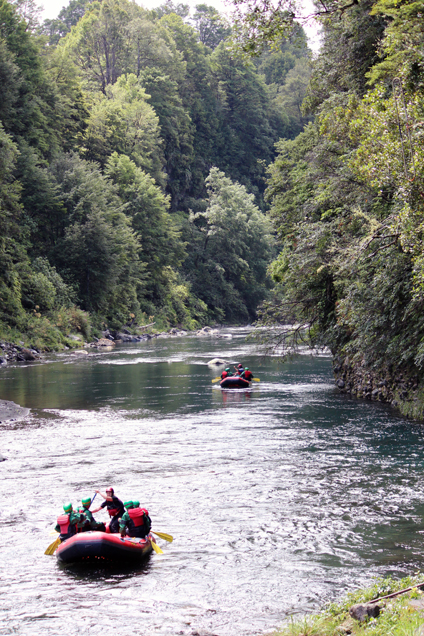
[55,531,154,564]
[220,376,250,389]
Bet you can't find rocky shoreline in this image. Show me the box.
[333,354,424,420]
[0,325,225,365]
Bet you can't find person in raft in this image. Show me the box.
[55,503,84,542]
[78,497,106,532]
[120,500,152,539]
[241,367,253,382]
[234,363,244,375]
[91,487,125,533]
[221,367,233,380]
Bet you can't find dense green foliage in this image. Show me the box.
[261,0,424,383]
[0,0,311,346]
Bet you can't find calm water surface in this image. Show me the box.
[1,328,424,636]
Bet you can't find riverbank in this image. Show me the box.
[0,325,224,365]
[273,575,424,636]
[333,355,424,421]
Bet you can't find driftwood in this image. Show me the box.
[367,582,424,605]
[136,322,156,331]
[349,582,424,623]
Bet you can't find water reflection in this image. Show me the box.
[219,389,253,406]
[61,559,153,580]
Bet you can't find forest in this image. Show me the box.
[257,0,424,416]
[0,0,311,348]
[2,0,424,417]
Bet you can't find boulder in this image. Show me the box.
[207,358,226,366]
[196,326,219,336]
[349,603,381,622]
[96,338,116,347]
[116,333,132,342]
[17,348,39,362]
[72,350,88,355]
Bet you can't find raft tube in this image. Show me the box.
[220,376,251,389]
[55,531,154,564]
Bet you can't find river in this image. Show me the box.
[1,328,424,636]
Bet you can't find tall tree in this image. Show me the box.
[191,4,231,49]
[48,152,143,317]
[83,73,164,182]
[210,43,278,203]
[184,167,274,321]
[105,152,185,307]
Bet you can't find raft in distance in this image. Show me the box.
[220,377,251,389]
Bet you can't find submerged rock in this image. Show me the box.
[196,327,219,336]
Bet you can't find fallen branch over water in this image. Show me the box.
[136,322,156,331]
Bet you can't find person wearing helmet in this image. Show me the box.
[92,487,125,533]
[78,497,106,532]
[55,503,84,542]
[235,363,244,376]
[242,367,253,381]
[120,500,151,539]
[221,367,233,380]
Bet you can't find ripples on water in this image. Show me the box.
[1,329,424,636]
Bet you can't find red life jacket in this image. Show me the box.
[57,514,71,534]
[108,507,120,517]
[221,371,228,379]
[128,507,149,527]
[244,370,253,381]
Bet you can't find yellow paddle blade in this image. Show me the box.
[211,377,221,383]
[45,536,61,556]
[151,539,164,554]
[49,530,59,536]
[152,530,173,543]
[252,378,260,382]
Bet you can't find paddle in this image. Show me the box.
[151,530,173,543]
[151,539,164,554]
[45,536,61,556]
[211,377,221,383]
[252,378,260,382]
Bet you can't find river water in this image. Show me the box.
[1,328,424,636]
